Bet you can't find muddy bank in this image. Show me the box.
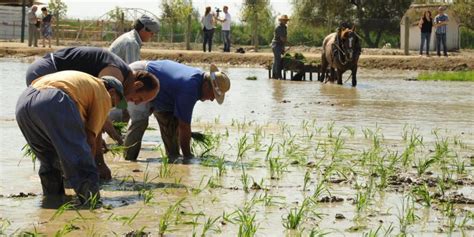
[0,41,473,71]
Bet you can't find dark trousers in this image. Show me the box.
[272,45,283,79]
[124,109,180,161]
[436,33,447,56]
[222,30,231,52]
[420,32,431,55]
[16,87,99,201]
[203,28,215,52]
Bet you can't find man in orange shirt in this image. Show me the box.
[15,71,156,204]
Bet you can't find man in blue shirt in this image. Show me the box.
[434,6,449,57]
[123,60,231,161]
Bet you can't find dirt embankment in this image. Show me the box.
[1,41,473,71]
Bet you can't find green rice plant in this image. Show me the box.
[414,156,436,176]
[282,199,310,230]
[106,144,128,158]
[453,135,467,149]
[190,176,210,195]
[433,136,449,160]
[453,155,466,175]
[410,184,432,207]
[18,224,43,237]
[237,134,252,161]
[138,189,155,205]
[343,126,355,137]
[457,211,474,230]
[159,155,172,178]
[312,178,329,200]
[256,190,284,206]
[112,121,128,134]
[0,218,11,235]
[112,208,142,226]
[362,223,394,237]
[326,121,335,138]
[268,157,287,179]
[241,163,251,193]
[441,201,455,218]
[215,155,227,177]
[252,125,264,151]
[21,144,37,170]
[200,216,221,237]
[309,228,330,237]
[397,196,419,235]
[54,223,80,237]
[50,201,75,221]
[331,132,345,159]
[158,198,185,236]
[417,71,474,81]
[265,137,275,161]
[303,170,311,191]
[234,208,259,237]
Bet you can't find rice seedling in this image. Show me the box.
[362,223,394,237]
[215,155,227,177]
[241,163,251,193]
[159,155,172,178]
[343,126,356,137]
[309,228,330,237]
[138,189,155,205]
[237,134,252,161]
[234,208,259,237]
[112,121,128,134]
[282,199,310,230]
[50,201,75,221]
[256,190,285,207]
[268,157,287,179]
[54,223,80,237]
[0,218,11,235]
[20,144,37,169]
[265,137,275,161]
[111,208,142,226]
[326,121,335,138]
[410,184,431,207]
[397,196,419,235]
[312,178,329,200]
[158,198,185,236]
[414,156,436,177]
[106,144,127,158]
[18,224,43,237]
[441,201,455,218]
[200,216,221,236]
[303,170,311,191]
[453,155,466,175]
[452,135,467,149]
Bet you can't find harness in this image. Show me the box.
[332,33,350,66]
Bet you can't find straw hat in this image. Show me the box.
[278,15,290,22]
[209,64,230,105]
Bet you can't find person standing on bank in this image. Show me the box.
[434,6,449,57]
[16,71,127,204]
[123,60,231,161]
[201,6,216,52]
[28,5,40,47]
[418,10,432,56]
[217,6,231,52]
[271,15,289,79]
[40,7,54,48]
[109,15,160,123]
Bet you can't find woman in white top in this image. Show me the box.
[201,6,216,52]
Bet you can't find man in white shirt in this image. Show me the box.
[218,6,231,52]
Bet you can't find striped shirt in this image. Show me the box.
[434,14,448,34]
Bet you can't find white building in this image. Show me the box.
[400,4,461,51]
[0,0,45,39]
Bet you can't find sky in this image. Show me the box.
[36,0,293,21]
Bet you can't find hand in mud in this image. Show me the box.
[97,163,112,180]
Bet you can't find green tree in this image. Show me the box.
[452,0,474,30]
[48,0,67,46]
[161,0,196,43]
[291,0,411,48]
[241,0,274,50]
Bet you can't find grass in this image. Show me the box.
[417,71,474,81]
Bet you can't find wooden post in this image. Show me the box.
[21,0,26,42]
[186,14,191,50]
[55,11,60,46]
[404,16,409,55]
[268,68,271,79]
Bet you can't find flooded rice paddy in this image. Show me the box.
[0,59,473,236]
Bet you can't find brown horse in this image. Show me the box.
[320,27,361,86]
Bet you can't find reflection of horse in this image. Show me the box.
[320,26,361,86]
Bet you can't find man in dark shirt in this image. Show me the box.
[271,15,289,79]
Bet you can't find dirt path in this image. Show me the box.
[1,41,473,71]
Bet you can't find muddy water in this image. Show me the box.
[0,59,473,236]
